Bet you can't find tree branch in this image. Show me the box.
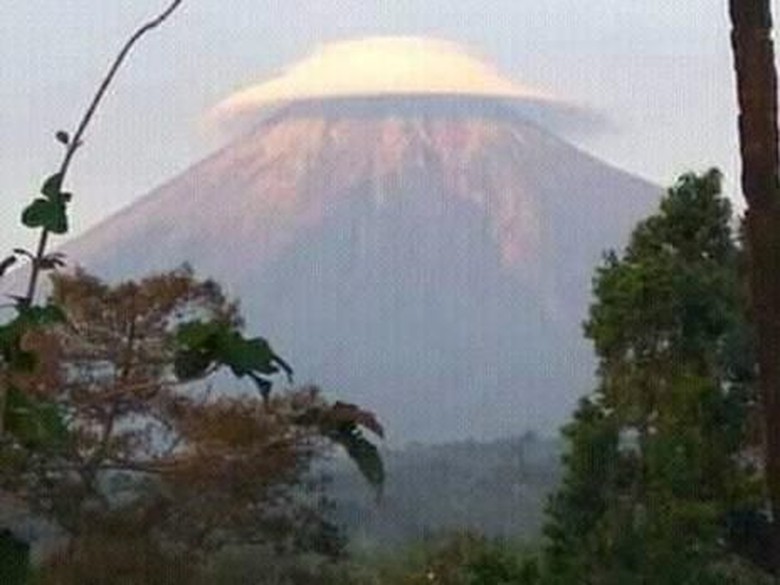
[24,0,186,304]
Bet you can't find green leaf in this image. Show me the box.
[173,348,213,381]
[220,333,276,377]
[272,352,294,382]
[22,199,51,227]
[331,427,385,493]
[17,304,67,327]
[174,320,293,393]
[249,373,273,400]
[174,320,222,380]
[310,402,385,493]
[5,386,68,450]
[0,305,65,371]
[176,320,223,348]
[40,173,64,199]
[21,198,68,234]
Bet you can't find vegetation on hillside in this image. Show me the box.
[330,433,560,547]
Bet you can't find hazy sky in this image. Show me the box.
[0,1,769,262]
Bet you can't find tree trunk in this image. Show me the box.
[729,0,780,572]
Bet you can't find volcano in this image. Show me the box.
[48,38,659,442]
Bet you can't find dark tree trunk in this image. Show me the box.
[729,0,780,573]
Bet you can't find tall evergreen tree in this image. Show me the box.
[542,170,770,583]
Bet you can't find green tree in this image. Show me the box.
[359,532,538,585]
[541,170,770,583]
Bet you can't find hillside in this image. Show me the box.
[328,433,561,548]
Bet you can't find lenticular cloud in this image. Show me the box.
[209,37,559,126]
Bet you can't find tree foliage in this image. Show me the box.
[0,5,385,581]
[541,170,771,583]
[0,267,384,581]
[338,532,539,585]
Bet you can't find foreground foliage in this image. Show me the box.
[0,268,382,582]
[0,268,385,581]
[1,4,383,581]
[541,170,771,583]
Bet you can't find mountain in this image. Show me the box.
[42,93,659,442]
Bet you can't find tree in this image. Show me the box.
[0,5,187,581]
[353,532,538,585]
[4,267,380,582]
[541,171,770,583]
[728,0,780,571]
[0,2,384,579]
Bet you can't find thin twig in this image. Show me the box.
[24,0,185,304]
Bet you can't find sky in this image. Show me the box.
[0,1,768,262]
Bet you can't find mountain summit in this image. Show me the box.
[54,39,659,442]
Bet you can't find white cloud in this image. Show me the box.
[208,37,561,127]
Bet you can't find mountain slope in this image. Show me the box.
[54,96,660,442]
